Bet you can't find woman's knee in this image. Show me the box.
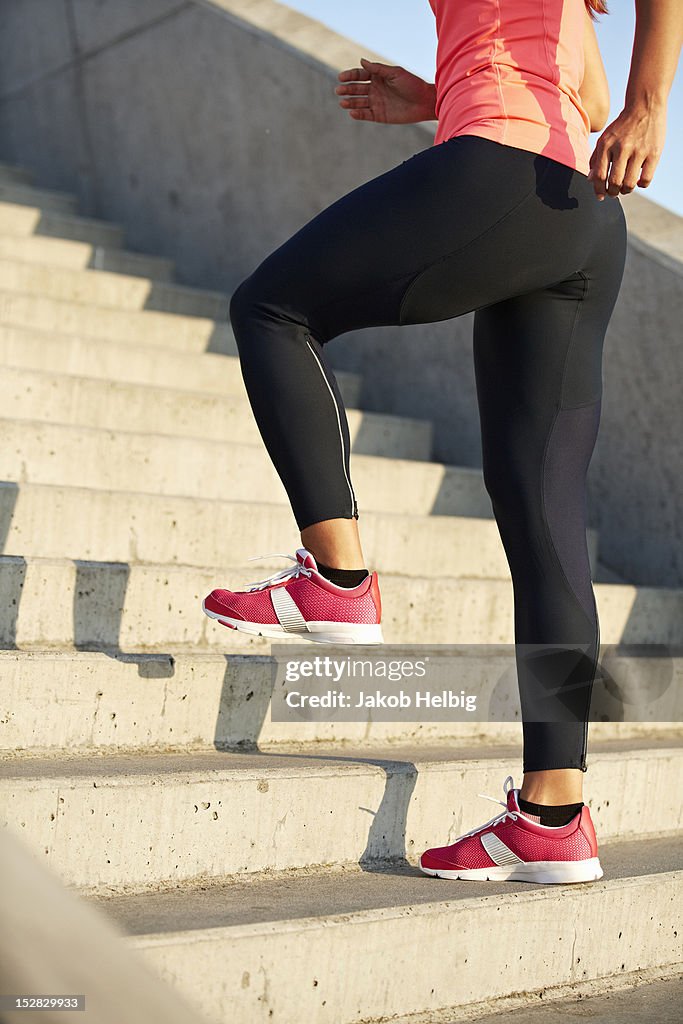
[229,275,259,336]
[482,455,537,515]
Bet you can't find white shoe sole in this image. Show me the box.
[203,602,384,645]
[419,856,603,885]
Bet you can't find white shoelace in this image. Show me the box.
[458,775,519,838]
[245,553,314,592]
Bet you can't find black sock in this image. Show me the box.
[316,562,369,588]
[518,797,584,827]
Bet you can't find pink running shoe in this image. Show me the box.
[419,776,603,885]
[202,547,383,644]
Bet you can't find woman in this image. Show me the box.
[203,1,682,883]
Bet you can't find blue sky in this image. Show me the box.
[285,1,682,216]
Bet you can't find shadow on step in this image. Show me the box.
[0,484,24,648]
[213,666,417,871]
[0,482,18,552]
[74,560,130,652]
[73,560,175,678]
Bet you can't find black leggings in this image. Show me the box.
[229,135,628,773]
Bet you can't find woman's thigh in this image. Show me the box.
[240,135,589,343]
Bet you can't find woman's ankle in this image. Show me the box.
[519,768,584,806]
[300,517,365,569]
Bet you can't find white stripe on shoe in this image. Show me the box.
[270,586,310,633]
[481,832,523,866]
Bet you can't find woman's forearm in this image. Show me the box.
[579,8,610,131]
[625,0,683,112]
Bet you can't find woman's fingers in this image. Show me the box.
[338,67,370,83]
[637,152,659,189]
[338,96,372,109]
[360,57,395,76]
[588,143,610,200]
[590,107,666,198]
[620,151,643,194]
[338,58,395,82]
[606,147,629,196]
[336,81,372,96]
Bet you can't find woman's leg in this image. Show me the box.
[472,208,627,797]
[418,189,626,882]
[228,136,565,546]
[208,137,571,643]
[226,135,628,790]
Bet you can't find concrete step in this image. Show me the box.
[1,744,680,893]
[0,288,235,353]
[0,259,229,319]
[0,481,598,579]
[0,234,174,281]
[0,555,680,650]
[0,202,124,248]
[0,182,77,214]
[0,163,33,186]
[86,837,681,1024]
[0,324,363,405]
[0,367,433,460]
[471,975,683,1024]
[2,649,678,755]
[0,417,492,517]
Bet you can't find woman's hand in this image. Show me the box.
[588,101,667,200]
[587,0,682,201]
[336,58,436,125]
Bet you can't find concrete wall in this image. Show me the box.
[0,0,681,586]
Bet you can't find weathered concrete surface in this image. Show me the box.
[0,480,597,578]
[0,234,174,279]
[1,744,681,891]
[1,1,680,584]
[0,199,124,247]
[90,834,681,926]
[0,257,228,315]
[0,555,680,652]
[0,181,76,213]
[0,417,491,515]
[0,481,535,576]
[1,650,680,754]
[0,322,362,404]
[0,288,233,346]
[592,236,683,587]
[470,974,683,1024]
[0,161,33,184]
[84,837,681,1024]
[0,367,433,459]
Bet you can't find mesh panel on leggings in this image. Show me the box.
[542,402,601,623]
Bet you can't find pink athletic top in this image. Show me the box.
[428,0,592,175]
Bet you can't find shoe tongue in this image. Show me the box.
[296,548,318,571]
[507,787,521,813]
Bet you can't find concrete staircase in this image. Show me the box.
[0,161,681,1023]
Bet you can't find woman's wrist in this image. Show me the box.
[623,89,668,115]
[417,83,437,122]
